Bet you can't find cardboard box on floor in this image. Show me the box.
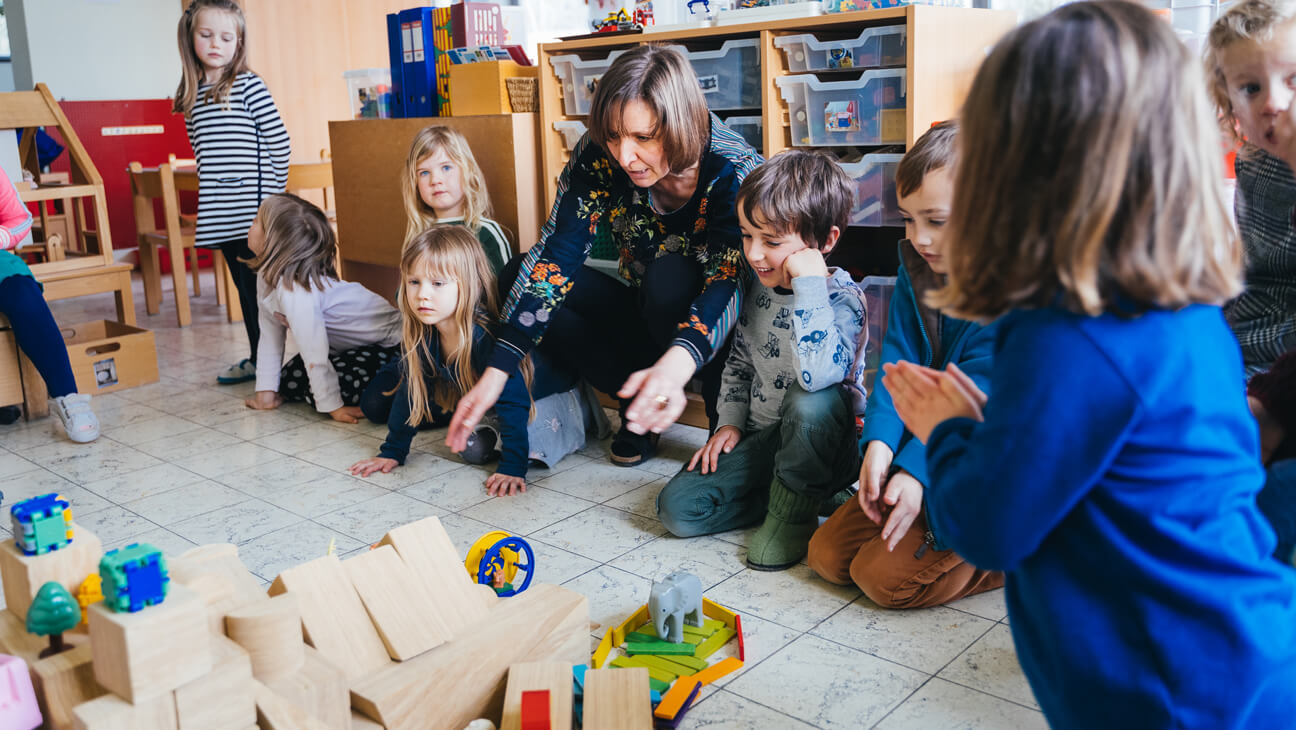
[59,320,159,395]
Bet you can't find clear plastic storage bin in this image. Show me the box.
[343,68,392,119]
[858,275,897,395]
[775,70,907,147]
[668,39,762,111]
[720,115,763,151]
[839,153,903,227]
[551,49,636,116]
[774,26,906,72]
[553,120,589,153]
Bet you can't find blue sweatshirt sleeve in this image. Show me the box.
[924,311,1140,571]
[378,375,418,465]
[474,329,531,478]
[891,318,998,487]
[861,265,922,454]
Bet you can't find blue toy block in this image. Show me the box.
[99,543,169,613]
[9,494,73,556]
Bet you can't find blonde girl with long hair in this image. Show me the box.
[350,226,593,497]
[880,3,1296,728]
[175,0,291,386]
[402,126,511,273]
[243,194,401,423]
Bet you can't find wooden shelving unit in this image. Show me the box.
[536,5,1017,210]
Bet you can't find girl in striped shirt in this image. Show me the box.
[174,0,290,385]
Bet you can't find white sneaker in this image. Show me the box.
[49,393,99,443]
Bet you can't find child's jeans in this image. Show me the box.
[656,384,860,537]
[807,499,1004,609]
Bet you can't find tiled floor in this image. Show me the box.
[12,271,1044,729]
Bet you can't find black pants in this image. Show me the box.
[219,238,260,364]
[500,255,731,429]
[280,345,401,409]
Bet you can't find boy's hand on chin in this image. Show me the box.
[784,247,828,280]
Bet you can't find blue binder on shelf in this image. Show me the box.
[395,7,439,117]
[385,12,407,118]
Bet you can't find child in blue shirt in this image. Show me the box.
[883,3,1296,728]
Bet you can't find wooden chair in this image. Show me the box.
[128,161,202,327]
[1,83,135,325]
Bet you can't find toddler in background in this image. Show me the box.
[243,194,401,422]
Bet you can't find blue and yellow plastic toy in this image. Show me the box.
[100,543,169,613]
[10,493,73,556]
[464,531,535,597]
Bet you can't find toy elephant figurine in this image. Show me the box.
[649,572,704,643]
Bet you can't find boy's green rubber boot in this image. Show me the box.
[747,477,821,571]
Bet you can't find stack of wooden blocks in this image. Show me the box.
[0,515,591,730]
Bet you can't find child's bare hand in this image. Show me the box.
[858,440,894,523]
[350,457,398,477]
[880,470,924,552]
[687,425,742,475]
[1274,105,1296,171]
[329,405,364,423]
[943,362,987,413]
[485,473,527,497]
[783,247,828,280]
[245,391,282,410]
[883,361,982,444]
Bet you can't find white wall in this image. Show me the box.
[7,0,181,100]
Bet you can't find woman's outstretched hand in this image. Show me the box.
[619,346,696,435]
[447,367,510,452]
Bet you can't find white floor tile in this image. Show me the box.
[312,492,446,545]
[167,499,302,546]
[811,599,996,674]
[397,465,497,512]
[679,689,818,730]
[937,624,1039,709]
[458,485,596,536]
[608,534,747,590]
[533,459,661,503]
[238,521,366,582]
[124,480,247,525]
[560,564,653,637]
[706,565,861,633]
[875,678,1048,730]
[531,504,666,560]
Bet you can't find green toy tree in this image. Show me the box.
[27,581,79,658]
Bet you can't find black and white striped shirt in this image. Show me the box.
[185,72,291,247]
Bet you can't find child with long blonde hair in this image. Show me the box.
[350,226,591,497]
[175,0,290,386]
[402,126,510,273]
[243,194,401,422]
[883,2,1296,728]
[1207,0,1296,375]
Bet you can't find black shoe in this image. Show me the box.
[609,426,659,467]
[459,426,500,465]
[0,405,20,425]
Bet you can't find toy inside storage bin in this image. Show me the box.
[776,70,907,147]
[858,275,896,394]
[553,120,589,153]
[666,39,762,111]
[774,25,906,72]
[343,68,392,119]
[839,153,903,227]
[551,49,636,116]
[721,115,762,152]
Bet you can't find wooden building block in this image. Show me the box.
[170,544,267,608]
[623,641,695,656]
[693,628,736,660]
[583,668,652,730]
[262,646,350,730]
[0,607,54,665]
[608,656,676,684]
[500,662,573,730]
[0,524,102,621]
[254,680,330,730]
[653,676,701,721]
[31,644,107,730]
[518,690,548,730]
[343,545,448,660]
[611,605,649,648]
[174,635,256,730]
[591,629,613,669]
[184,572,239,636]
[375,517,488,639]
[350,583,589,730]
[88,584,213,704]
[225,593,305,683]
[350,712,384,730]
[268,555,390,681]
[691,656,743,686]
[72,692,179,730]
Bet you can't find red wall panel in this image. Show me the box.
[42,99,194,257]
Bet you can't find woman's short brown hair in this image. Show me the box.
[588,45,711,174]
[895,120,958,198]
[931,0,1241,322]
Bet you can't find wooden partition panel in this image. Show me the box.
[329,114,542,288]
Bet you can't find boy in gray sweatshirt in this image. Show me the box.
[657,149,865,570]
